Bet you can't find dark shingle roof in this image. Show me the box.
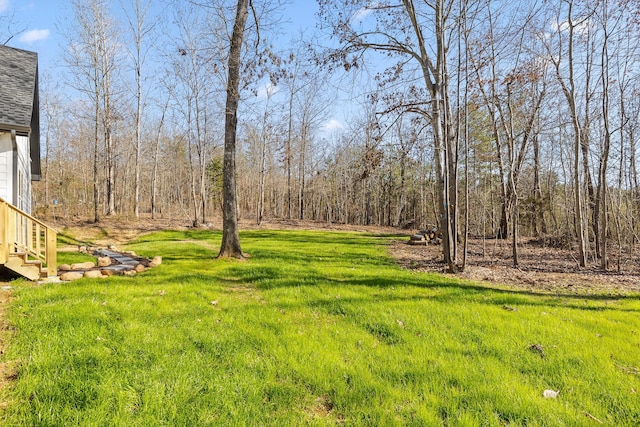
[0,44,41,179]
[0,44,37,132]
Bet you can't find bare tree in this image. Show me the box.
[218,0,250,259]
[121,0,156,218]
[39,75,63,215]
[595,0,612,270]
[0,5,26,45]
[151,92,171,219]
[64,0,121,222]
[277,41,331,220]
[167,3,220,227]
[319,0,461,272]
[543,0,592,267]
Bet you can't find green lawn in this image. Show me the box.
[1,229,639,426]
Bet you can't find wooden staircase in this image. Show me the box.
[0,198,57,280]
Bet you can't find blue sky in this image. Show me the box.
[6,0,319,68]
[2,0,346,128]
[3,0,61,65]
[2,0,357,134]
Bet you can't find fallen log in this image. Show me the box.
[407,239,428,246]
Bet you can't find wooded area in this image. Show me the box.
[15,0,640,271]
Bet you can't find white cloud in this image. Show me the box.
[19,28,50,43]
[0,0,9,13]
[550,17,593,36]
[322,119,345,132]
[257,81,279,98]
[550,19,570,33]
[351,2,382,23]
[351,7,373,22]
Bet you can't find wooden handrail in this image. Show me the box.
[0,197,57,277]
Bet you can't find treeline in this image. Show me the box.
[29,0,640,270]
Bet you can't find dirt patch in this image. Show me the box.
[52,217,191,246]
[309,395,335,419]
[389,236,640,294]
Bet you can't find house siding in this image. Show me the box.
[0,45,40,214]
[16,134,31,212]
[0,131,13,205]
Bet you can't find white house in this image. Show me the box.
[0,44,55,280]
[0,44,41,213]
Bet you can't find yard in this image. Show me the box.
[0,225,638,425]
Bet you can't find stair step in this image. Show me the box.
[5,253,44,281]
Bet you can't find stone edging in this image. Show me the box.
[58,249,162,281]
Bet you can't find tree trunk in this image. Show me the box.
[599,8,611,270]
[550,0,587,267]
[532,133,543,235]
[93,79,100,224]
[151,96,169,220]
[511,184,519,267]
[257,125,266,225]
[286,92,293,220]
[218,0,248,259]
[134,69,142,218]
[298,133,306,220]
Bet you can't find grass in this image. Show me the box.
[56,251,97,266]
[1,229,639,426]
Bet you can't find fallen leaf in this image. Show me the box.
[585,412,603,424]
[529,344,545,358]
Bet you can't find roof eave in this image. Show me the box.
[0,123,31,134]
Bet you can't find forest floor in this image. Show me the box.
[50,216,640,295]
[391,238,640,295]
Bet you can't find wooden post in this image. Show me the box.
[45,228,57,277]
[27,220,34,254]
[0,201,7,264]
[35,223,41,259]
[7,206,15,253]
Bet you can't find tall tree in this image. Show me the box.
[64,0,121,222]
[543,0,591,267]
[122,0,155,218]
[319,0,460,271]
[218,0,250,259]
[278,41,330,220]
[468,3,547,266]
[168,3,220,227]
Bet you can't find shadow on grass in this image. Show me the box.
[133,229,378,247]
[130,229,640,311]
[240,229,377,246]
[131,229,221,244]
[297,286,640,315]
[164,261,640,315]
[241,249,395,268]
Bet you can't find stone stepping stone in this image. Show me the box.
[94,249,140,266]
[101,264,135,272]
